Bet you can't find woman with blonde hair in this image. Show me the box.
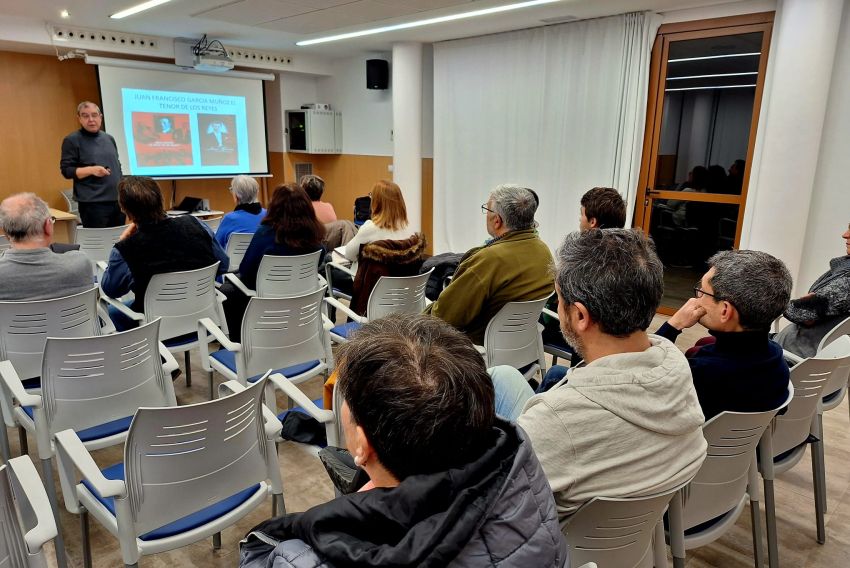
[343,180,415,262]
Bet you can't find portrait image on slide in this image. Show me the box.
[132,112,193,167]
[198,113,238,166]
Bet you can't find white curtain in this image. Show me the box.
[433,12,662,254]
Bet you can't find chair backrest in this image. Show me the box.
[818,335,850,400]
[483,297,549,369]
[255,251,322,298]
[202,216,222,232]
[681,396,790,530]
[225,232,254,271]
[0,235,10,253]
[563,484,684,568]
[123,377,272,537]
[61,189,79,216]
[772,342,850,456]
[0,287,101,381]
[40,320,175,438]
[365,270,432,320]
[74,225,127,267]
[143,263,221,341]
[238,289,329,380]
[817,316,850,353]
[0,456,56,568]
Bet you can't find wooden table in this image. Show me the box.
[49,208,78,244]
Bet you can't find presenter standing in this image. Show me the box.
[60,101,125,227]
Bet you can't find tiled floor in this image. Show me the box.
[22,315,850,566]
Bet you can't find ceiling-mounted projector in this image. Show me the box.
[194,52,234,72]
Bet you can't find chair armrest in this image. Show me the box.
[219,379,282,439]
[98,292,145,321]
[0,361,41,408]
[327,261,356,278]
[7,456,58,553]
[199,317,240,352]
[783,350,803,366]
[324,297,366,324]
[223,272,256,297]
[96,300,117,334]
[542,307,559,320]
[268,373,334,424]
[158,343,179,375]
[54,429,125,500]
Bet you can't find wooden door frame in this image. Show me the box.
[633,12,774,239]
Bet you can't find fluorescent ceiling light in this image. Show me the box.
[667,72,758,81]
[111,0,172,19]
[296,0,562,46]
[665,84,757,92]
[668,52,760,63]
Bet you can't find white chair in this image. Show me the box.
[74,225,127,278]
[666,385,793,568]
[224,250,324,298]
[60,189,80,223]
[0,455,59,568]
[0,320,178,568]
[562,481,688,568]
[0,287,103,461]
[100,263,226,387]
[324,270,432,343]
[54,375,283,568]
[225,232,254,272]
[199,288,334,403]
[480,297,549,380]
[201,216,222,232]
[268,373,344,448]
[759,337,850,567]
[324,260,355,302]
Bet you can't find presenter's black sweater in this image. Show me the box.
[60,128,122,202]
[656,322,790,420]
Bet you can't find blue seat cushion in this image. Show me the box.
[81,463,261,541]
[277,397,324,422]
[21,407,132,443]
[163,332,198,348]
[209,350,321,383]
[330,322,360,339]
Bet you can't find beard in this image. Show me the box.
[560,316,584,359]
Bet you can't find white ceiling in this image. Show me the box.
[0,0,755,58]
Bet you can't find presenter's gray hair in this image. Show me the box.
[76,101,101,115]
[555,229,663,337]
[0,193,51,242]
[489,184,538,231]
[229,176,260,205]
[707,250,792,330]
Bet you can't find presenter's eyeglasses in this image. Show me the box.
[79,112,101,119]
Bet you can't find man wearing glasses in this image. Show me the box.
[424,184,553,344]
[654,250,792,420]
[60,101,125,228]
[0,193,92,301]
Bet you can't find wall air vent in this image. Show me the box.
[49,25,167,57]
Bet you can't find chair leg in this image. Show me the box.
[812,438,827,544]
[81,510,93,568]
[17,426,28,455]
[184,352,192,387]
[668,490,686,568]
[272,493,286,517]
[41,458,69,568]
[213,531,222,550]
[209,371,215,400]
[815,414,828,514]
[0,425,10,462]
[764,478,779,568]
[750,497,765,568]
[653,518,668,568]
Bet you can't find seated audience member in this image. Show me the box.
[425,184,554,344]
[542,187,626,356]
[222,183,325,339]
[100,176,228,330]
[654,250,792,420]
[301,175,337,224]
[516,229,707,520]
[775,223,850,358]
[214,175,266,248]
[240,313,566,568]
[0,193,92,301]
[342,180,415,264]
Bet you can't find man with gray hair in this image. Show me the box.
[0,193,92,301]
[425,184,553,344]
[515,229,706,520]
[60,101,124,228]
[654,249,792,420]
[214,175,266,247]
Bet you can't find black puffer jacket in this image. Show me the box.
[240,420,567,568]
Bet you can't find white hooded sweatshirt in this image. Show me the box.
[518,334,707,520]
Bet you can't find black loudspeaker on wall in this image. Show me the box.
[366,59,389,90]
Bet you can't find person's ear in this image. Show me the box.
[588,217,599,229]
[572,301,592,332]
[44,217,54,239]
[352,425,377,467]
[719,301,737,325]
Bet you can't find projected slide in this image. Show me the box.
[122,88,250,176]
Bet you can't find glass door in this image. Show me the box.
[634,16,773,311]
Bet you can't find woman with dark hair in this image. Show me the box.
[221,183,325,338]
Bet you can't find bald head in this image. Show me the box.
[0,193,52,245]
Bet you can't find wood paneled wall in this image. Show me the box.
[0,50,433,252]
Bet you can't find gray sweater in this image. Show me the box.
[0,248,94,301]
[59,128,122,203]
